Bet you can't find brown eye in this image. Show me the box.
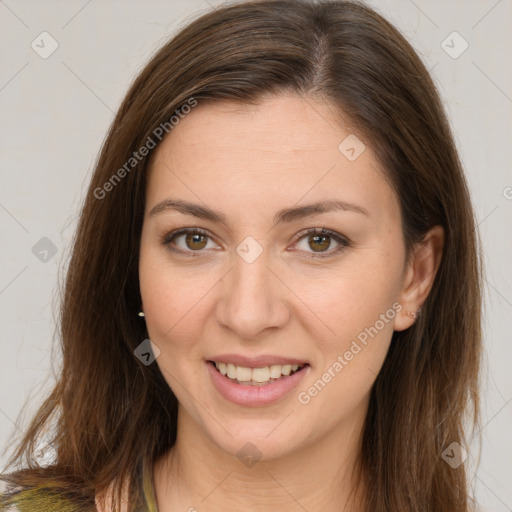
[308,233,331,252]
[183,232,208,250]
[162,228,218,256]
[163,227,349,260]
[293,228,350,259]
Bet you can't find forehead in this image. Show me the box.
[156,94,347,155]
[145,94,399,226]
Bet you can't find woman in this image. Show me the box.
[0,0,483,511]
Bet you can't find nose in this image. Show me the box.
[215,248,290,340]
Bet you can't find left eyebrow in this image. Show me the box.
[148,198,369,225]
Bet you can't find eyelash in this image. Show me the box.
[161,227,350,260]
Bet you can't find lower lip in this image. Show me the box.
[206,361,309,407]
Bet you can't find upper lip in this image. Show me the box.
[208,354,309,368]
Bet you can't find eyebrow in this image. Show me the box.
[149,197,369,225]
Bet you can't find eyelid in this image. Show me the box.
[161,226,350,258]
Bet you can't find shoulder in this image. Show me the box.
[95,480,132,512]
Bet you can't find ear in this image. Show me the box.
[394,225,444,331]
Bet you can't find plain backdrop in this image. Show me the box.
[0,0,511,510]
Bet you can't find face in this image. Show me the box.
[139,94,410,461]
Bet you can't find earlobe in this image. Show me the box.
[394,225,444,331]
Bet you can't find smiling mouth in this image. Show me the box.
[208,360,309,386]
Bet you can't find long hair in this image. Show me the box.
[1,1,483,511]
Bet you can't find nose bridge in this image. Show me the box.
[216,238,288,337]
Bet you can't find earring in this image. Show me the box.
[138,311,145,318]
[407,309,420,319]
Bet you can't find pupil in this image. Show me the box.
[311,234,329,252]
[187,233,207,250]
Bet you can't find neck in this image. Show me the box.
[153,402,368,512]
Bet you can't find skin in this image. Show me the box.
[135,94,444,512]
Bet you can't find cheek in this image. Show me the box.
[295,249,403,337]
[294,267,399,422]
[290,247,403,398]
[138,242,217,351]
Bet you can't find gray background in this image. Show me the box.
[0,0,510,510]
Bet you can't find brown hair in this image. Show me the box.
[1,1,483,511]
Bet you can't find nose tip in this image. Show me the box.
[215,249,289,339]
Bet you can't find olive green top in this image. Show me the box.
[0,462,159,512]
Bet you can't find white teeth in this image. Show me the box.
[269,364,282,379]
[213,361,305,384]
[236,366,252,382]
[281,364,292,376]
[252,367,270,383]
[227,363,236,379]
